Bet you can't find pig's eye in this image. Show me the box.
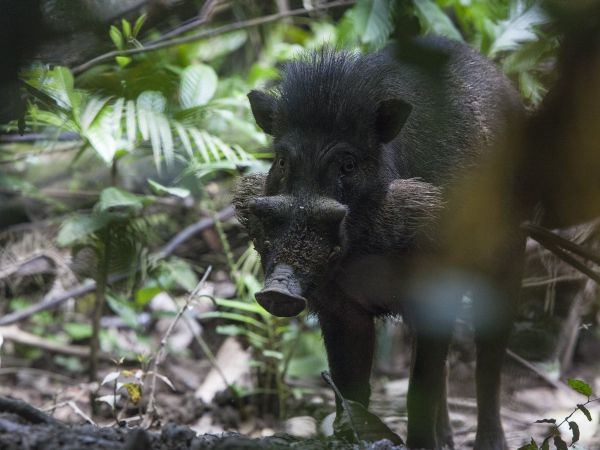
[340,157,356,175]
[276,157,286,170]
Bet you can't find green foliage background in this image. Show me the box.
[0,0,560,422]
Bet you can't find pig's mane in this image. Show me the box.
[271,48,397,141]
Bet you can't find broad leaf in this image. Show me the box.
[568,421,580,445]
[133,14,147,37]
[179,64,218,109]
[147,179,190,198]
[568,378,593,397]
[121,19,131,38]
[192,31,247,61]
[216,325,269,346]
[97,187,144,213]
[333,398,403,445]
[201,311,267,330]
[553,436,567,450]
[414,0,463,41]
[577,404,593,421]
[489,3,548,56]
[101,371,121,386]
[57,214,109,246]
[64,322,93,340]
[109,25,124,49]
[137,91,166,113]
[352,0,395,48]
[106,293,139,330]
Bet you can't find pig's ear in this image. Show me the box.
[248,90,276,135]
[375,98,412,144]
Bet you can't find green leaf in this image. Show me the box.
[116,56,132,68]
[519,71,546,107]
[80,97,112,131]
[247,63,279,87]
[192,30,247,61]
[333,398,403,444]
[179,64,218,109]
[488,4,548,56]
[64,322,93,340]
[109,26,124,50]
[57,213,109,246]
[135,286,162,307]
[215,298,266,316]
[106,293,139,329]
[568,378,593,397]
[201,311,267,330]
[137,91,166,113]
[147,179,190,198]
[121,19,131,38]
[568,421,580,445]
[414,0,463,41]
[262,350,283,360]
[126,100,137,143]
[541,436,551,450]
[80,97,124,162]
[516,438,538,450]
[162,258,198,292]
[358,0,395,47]
[216,325,268,346]
[145,111,170,168]
[174,122,194,157]
[553,436,567,450]
[286,354,328,378]
[133,14,147,37]
[97,187,144,213]
[577,404,593,421]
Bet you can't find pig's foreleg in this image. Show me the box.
[318,303,375,411]
[406,331,453,450]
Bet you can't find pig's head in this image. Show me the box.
[235,50,418,317]
[234,174,347,317]
[246,50,413,211]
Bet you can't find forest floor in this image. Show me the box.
[0,332,599,450]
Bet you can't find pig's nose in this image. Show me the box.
[255,264,307,317]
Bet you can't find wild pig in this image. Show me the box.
[235,37,524,450]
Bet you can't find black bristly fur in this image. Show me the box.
[241,36,525,450]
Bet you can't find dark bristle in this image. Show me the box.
[272,48,396,140]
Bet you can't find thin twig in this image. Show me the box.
[524,223,600,284]
[523,222,600,267]
[149,0,221,43]
[142,267,212,428]
[72,0,355,74]
[522,274,585,288]
[0,325,113,360]
[42,401,96,425]
[505,348,572,393]
[182,310,231,391]
[156,205,234,258]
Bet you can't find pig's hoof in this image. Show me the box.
[255,288,307,317]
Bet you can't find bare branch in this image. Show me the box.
[142,267,212,428]
[0,205,236,326]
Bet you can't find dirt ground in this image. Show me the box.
[0,340,599,450]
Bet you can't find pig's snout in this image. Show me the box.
[255,264,308,317]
